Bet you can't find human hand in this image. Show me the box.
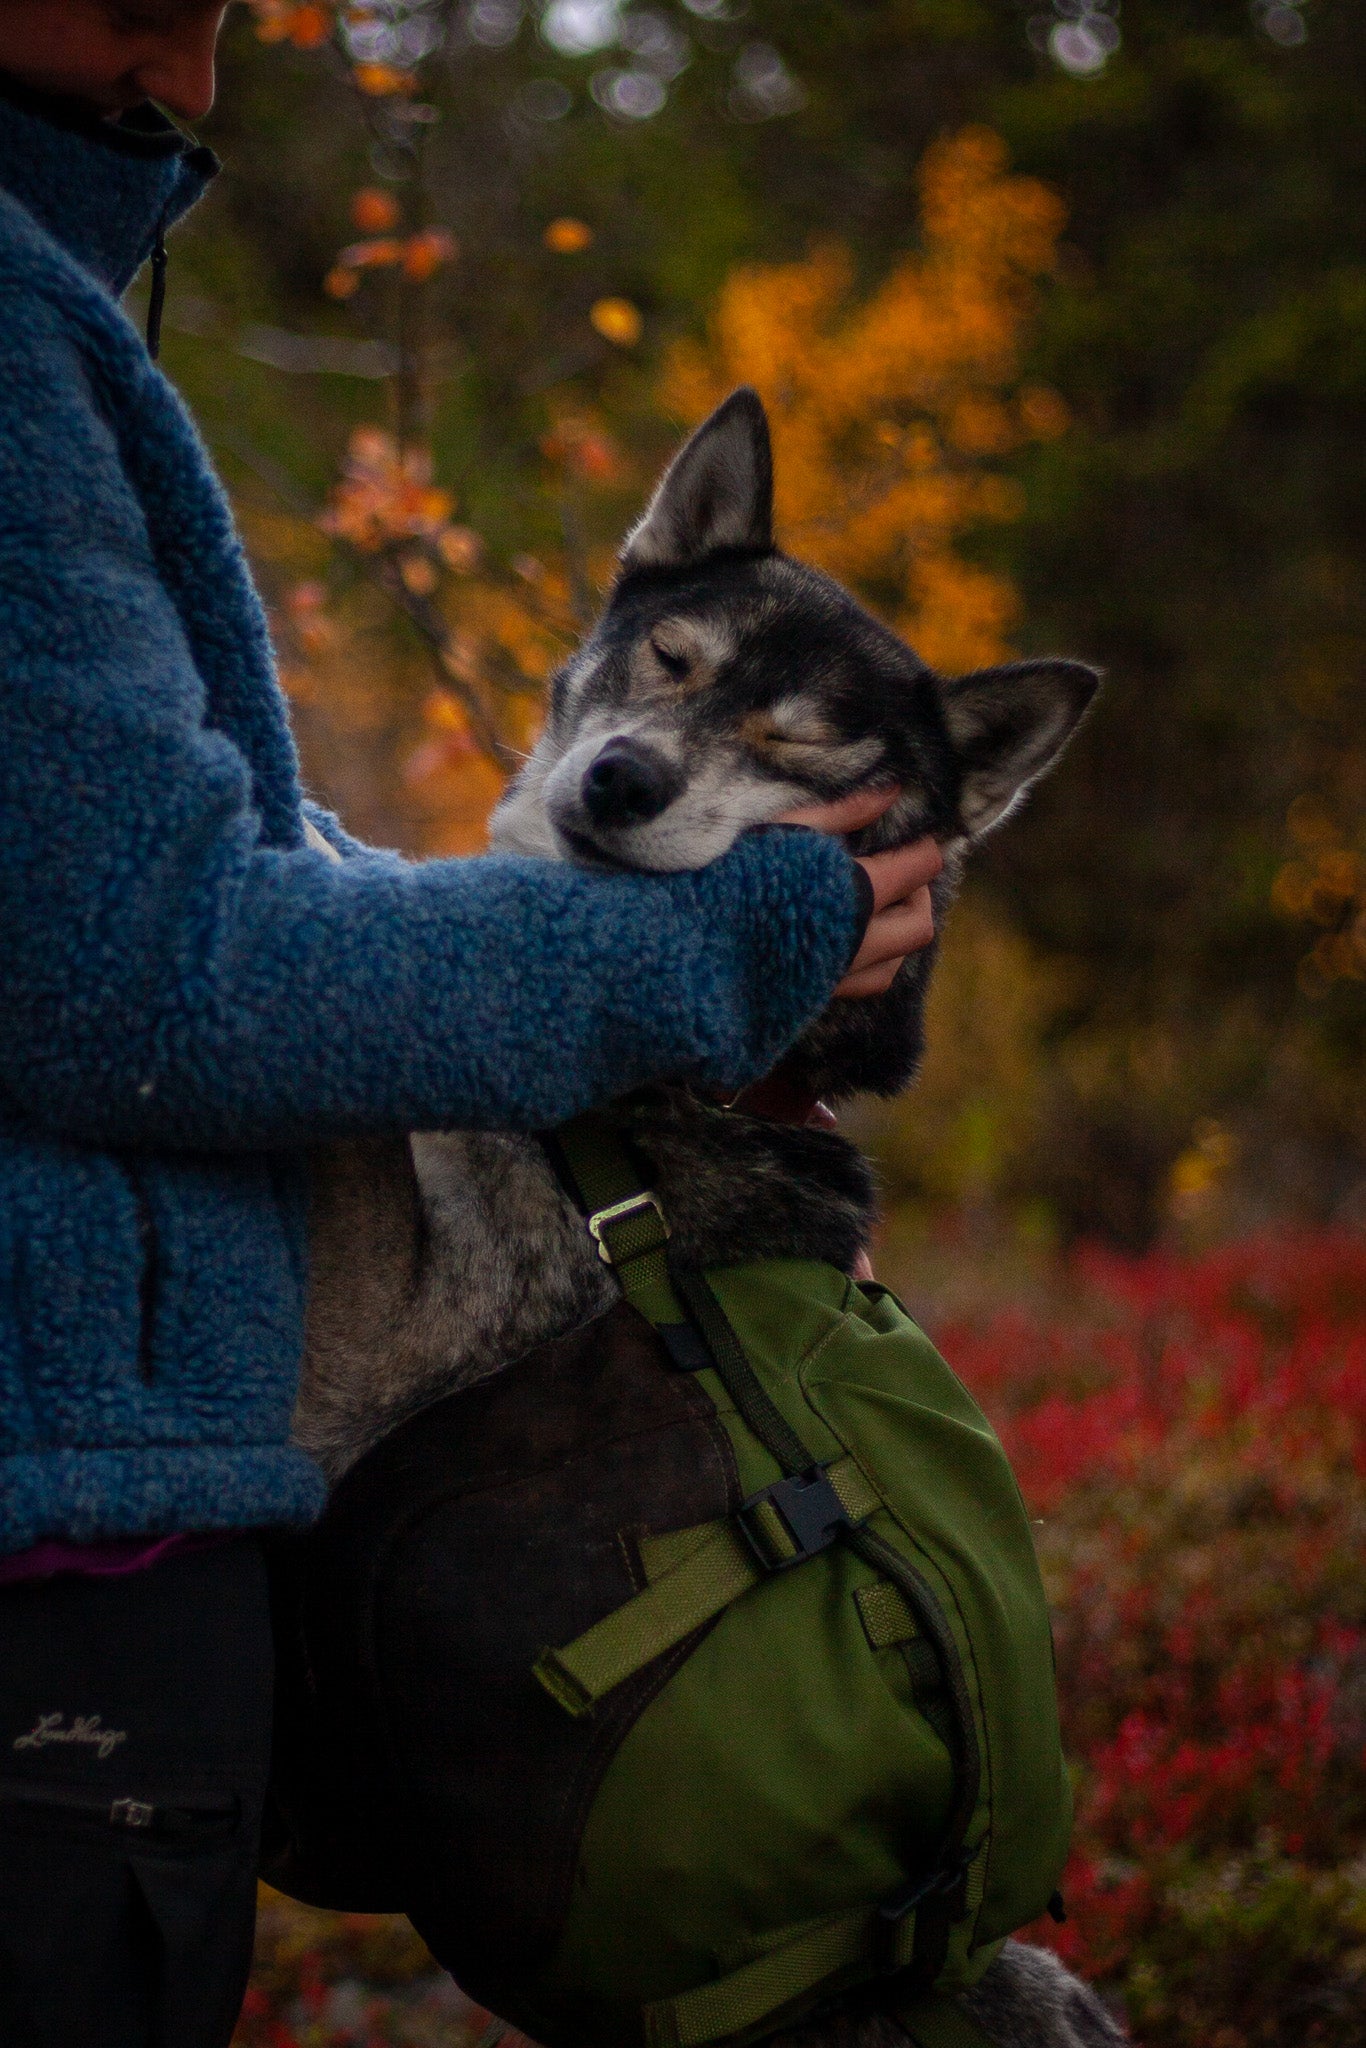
[776,785,943,999]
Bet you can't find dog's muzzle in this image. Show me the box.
[580,737,682,830]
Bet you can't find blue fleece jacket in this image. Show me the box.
[0,86,861,1554]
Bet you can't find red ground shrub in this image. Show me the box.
[936,1232,1366,2045]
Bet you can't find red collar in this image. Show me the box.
[719,1067,838,1130]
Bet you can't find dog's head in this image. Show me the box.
[492,388,1098,1097]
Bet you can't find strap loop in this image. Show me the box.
[587,1190,670,1266]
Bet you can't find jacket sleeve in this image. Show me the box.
[0,309,861,1152]
[299,799,377,862]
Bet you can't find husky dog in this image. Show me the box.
[298,390,1099,1481]
[296,391,1120,2048]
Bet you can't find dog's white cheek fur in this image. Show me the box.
[602,756,805,871]
[501,711,809,874]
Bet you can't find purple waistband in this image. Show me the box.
[0,1531,229,1587]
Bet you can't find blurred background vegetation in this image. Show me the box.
[165,0,1364,1264]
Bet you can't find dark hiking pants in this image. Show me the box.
[0,1539,272,2048]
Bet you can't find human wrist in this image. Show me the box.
[688,827,861,1091]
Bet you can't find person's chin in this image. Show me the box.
[6,70,129,115]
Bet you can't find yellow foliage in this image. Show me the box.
[254,121,1067,877]
[660,128,1066,673]
[590,298,644,347]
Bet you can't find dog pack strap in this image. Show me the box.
[666,1262,817,1477]
[640,1906,998,2048]
[533,1454,881,1717]
[896,1997,1002,2048]
[550,1113,820,1472]
[533,1516,762,1717]
[643,1907,873,2048]
[548,1112,686,1333]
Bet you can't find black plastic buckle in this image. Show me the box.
[736,1466,849,1571]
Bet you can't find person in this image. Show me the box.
[0,5,942,2044]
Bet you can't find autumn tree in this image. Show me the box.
[662,127,1068,674]
[239,7,1067,858]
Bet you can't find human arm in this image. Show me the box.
[0,310,863,1153]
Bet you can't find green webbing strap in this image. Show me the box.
[552,1113,685,1329]
[642,1904,894,2048]
[899,1996,1002,2048]
[534,1455,881,1716]
[534,1518,762,1717]
[641,1901,1003,2048]
[642,1904,998,2048]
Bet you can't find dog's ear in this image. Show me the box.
[940,658,1100,839]
[620,388,773,574]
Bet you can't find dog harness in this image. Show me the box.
[267,1109,1072,2048]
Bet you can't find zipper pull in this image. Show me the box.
[147,219,169,360]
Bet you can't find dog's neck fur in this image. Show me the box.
[297,1081,879,1480]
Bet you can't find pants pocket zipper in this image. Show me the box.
[0,1779,239,1842]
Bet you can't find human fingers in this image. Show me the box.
[775,783,901,836]
[833,883,936,999]
[856,886,937,968]
[857,835,943,913]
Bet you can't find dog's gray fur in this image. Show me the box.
[768,1941,1127,2048]
[296,391,1118,2046]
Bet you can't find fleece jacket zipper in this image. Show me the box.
[125,1165,159,1381]
[146,213,168,358]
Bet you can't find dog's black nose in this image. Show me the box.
[581,738,681,828]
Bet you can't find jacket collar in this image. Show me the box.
[0,73,217,294]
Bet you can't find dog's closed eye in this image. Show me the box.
[742,709,837,752]
[650,637,692,681]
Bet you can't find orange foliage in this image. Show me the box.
[268,115,1064,855]
[351,187,400,234]
[247,0,333,48]
[327,225,456,299]
[245,4,413,91]
[352,62,418,97]
[590,297,644,347]
[544,217,595,254]
[661,128,1067,673]
[321,429,455,554]
[1271,794,1366,995]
